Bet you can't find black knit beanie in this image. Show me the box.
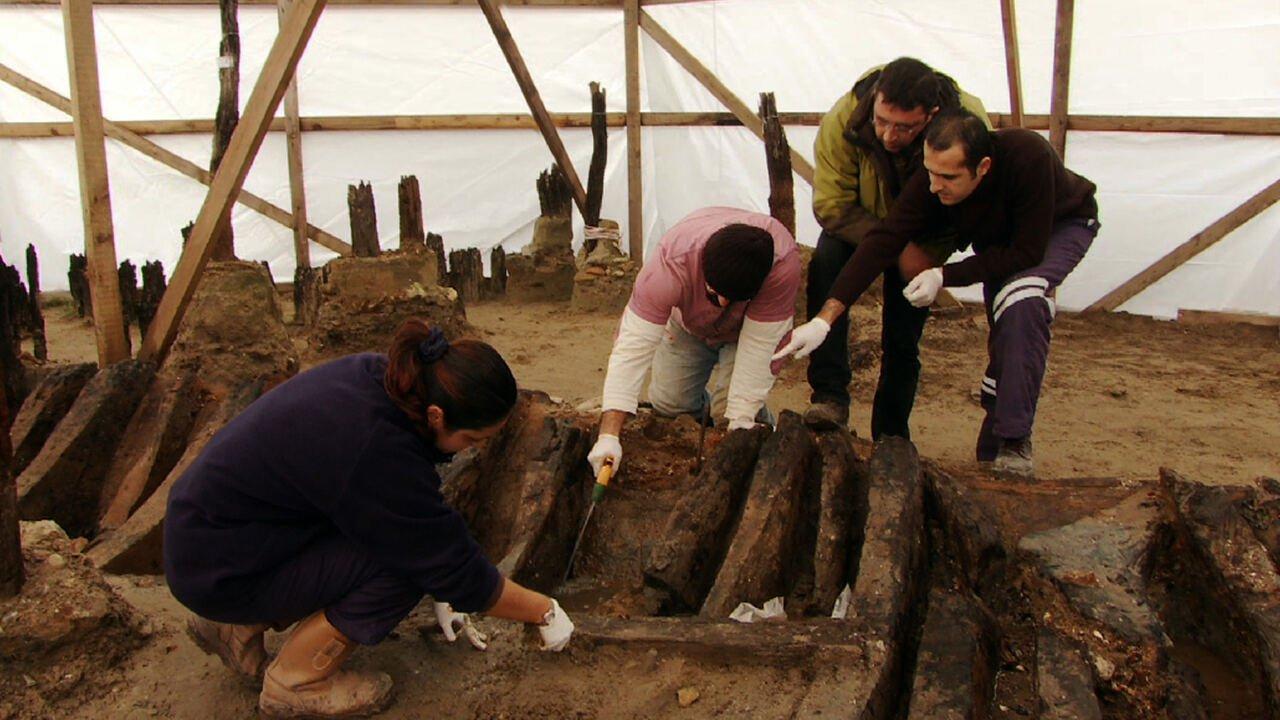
[702,224,775,302]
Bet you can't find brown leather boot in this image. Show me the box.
[186,615,269,683]
[259,610,393,718]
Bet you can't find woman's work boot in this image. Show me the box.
[259,610,393,718]
[186,615,270,683]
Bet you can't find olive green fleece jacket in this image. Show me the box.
[812,66,991,247]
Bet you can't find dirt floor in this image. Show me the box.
[15,290,1279,719]
[33,291,1279,487]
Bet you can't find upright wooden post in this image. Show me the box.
[624,0,643,262]
[24,245,47,362]
[398,175,426,252]
[1048,0,1075,159]
[759,92,795,238]
[1000,0,1025,128]
[210,0,241,260]
[278,0,310,270]
[475,0,588,217]
[138,0,327,364]
[584,81,607,229]
[347,181,380,257]
[63,0,129,367]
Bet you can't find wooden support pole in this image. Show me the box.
[1048,0,1075,159]
[279,0,310,270]
[117,259,139,356]
[1086,176,1280,312]
[999,0,1024,128]
[209,0,241,260]
[584,81,607,228]
[398,175,426,252]
[624,0,643,261]
[24,245,47,362]
[638,9,815,185]
[759,92,795,238]
[8,111,1280,138]
[475,0,589,217]
[63,0,129,366]
[138,0,327,364]
[347,181,380,257]
[0,62,351,256]
[137,260,165,337]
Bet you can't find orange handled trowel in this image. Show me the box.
[562,459,614,586]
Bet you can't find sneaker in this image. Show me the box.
[993,436,1034,479]
[803,402,849,431]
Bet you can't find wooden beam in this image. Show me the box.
[139,0,327,363]
[0,62,351,256]
[1176,309,1280,327]
[638,9,815,185]
[8,112,1280,138]
[625,0,642,261]
[475,0,588,217]
[1,0,622,5]
[999,0,1024,128]
[279,0,310,269]
[1048,0,1074,158]
[1086,176,1280,312]
[63,0,130,366]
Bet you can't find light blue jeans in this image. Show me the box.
[648,318,774,425]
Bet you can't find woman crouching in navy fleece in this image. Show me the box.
[163,318,573,718]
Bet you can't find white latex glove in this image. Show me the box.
[727,418,757,431]
[588,433,622,476]
[433,601,488,651]
[537,599,574,652]
[903,267,944,308]
[771,318,831,361]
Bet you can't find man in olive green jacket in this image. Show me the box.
[802,57,990,437]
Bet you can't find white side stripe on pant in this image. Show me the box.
[981,376,997,396]
[993,286,1052,323]
[993,276,1048,314]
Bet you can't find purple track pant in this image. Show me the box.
[976,218,1099,460]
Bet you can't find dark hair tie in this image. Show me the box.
[417,328,449,364]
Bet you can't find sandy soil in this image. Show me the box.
[32,292,1279,485]
[464,299,1280,487]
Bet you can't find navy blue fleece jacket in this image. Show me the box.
[163,353,502,614]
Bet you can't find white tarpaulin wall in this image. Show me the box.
[1,0,1278,318]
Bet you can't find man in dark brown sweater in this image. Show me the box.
[775,110,1100,478]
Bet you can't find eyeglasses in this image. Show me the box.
[872,114,927,136]
[705,284,730,307]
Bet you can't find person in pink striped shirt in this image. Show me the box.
[587,207,801,476]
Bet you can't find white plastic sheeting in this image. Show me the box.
[1,0,1278,318]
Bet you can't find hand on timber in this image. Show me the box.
[727,417,757,431]
[903,267,943,308]
[588,433,622,476]
[433,601,488,651]
[771,318,831,361]
[537,599,574,652]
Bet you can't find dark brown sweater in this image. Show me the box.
[827,128,1098,306]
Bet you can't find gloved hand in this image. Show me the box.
[727,418,757,431]
[588,433,622,476]
[903,267,944,308]
[433,601,488,651]
[537,599,574,652]
[771,318,831,361]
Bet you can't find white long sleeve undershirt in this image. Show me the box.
[724,316,793,424]
[600,307,667,414]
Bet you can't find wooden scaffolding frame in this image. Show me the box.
[1,0,1278,366]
